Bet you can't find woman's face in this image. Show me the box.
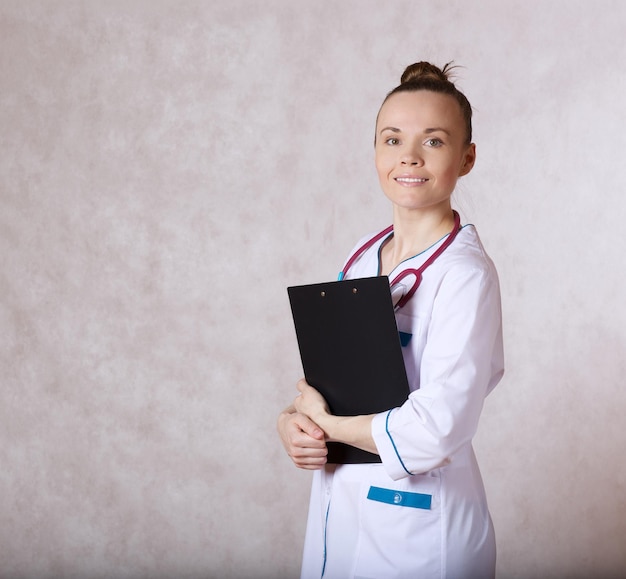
[374,90,475,215]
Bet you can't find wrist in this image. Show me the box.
[315,411,341,441]
[320,414,377,454]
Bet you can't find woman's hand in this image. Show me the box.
[278,378,378,466]
[277,402,328,470]
[293,378,330,424]
[293,378,379,456]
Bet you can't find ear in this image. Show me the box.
[458,143,476,177]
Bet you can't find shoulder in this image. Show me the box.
[425,225,500,300]
[341,225,393,279]
[438,225,497,276]
[349,225,392,253]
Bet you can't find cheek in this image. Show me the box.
[435,155,465,181]
[443,164,460,180]
[374,149,394,176]
[374,157,384,180]
[375,161,394,190]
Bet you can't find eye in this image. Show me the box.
[385,137,400,146]
[425,137,443,147]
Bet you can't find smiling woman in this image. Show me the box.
[278,61,504,579]
[375,90,476,260]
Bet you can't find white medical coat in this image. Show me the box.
[300,224,504,579]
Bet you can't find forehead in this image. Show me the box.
[376,90,464,133]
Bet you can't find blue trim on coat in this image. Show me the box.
[385,410,412,476]
[321,499,330,577]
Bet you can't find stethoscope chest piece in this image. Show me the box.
[390,282,408,309]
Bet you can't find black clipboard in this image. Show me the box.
[287,276,410,464]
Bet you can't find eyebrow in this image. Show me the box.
[378,126,452,136]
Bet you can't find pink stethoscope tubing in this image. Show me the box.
[338,210,462,310]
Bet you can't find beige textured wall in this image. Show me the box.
[2,1,625,578]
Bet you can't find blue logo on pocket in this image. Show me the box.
[367,486,431,510]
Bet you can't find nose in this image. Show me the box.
[400,144,423,166]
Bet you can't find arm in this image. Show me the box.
[277,403,328,470]
[293,262,504,477]
[294,379,378,455]
[372,264,505,479]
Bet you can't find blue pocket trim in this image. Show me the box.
[367,486,432,510]
[399,331,412,347]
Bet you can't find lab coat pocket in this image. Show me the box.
[355,471,442,578]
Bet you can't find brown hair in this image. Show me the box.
[380,61,473,144]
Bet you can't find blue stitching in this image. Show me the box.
[385,410,412,476]
[321,498,330,577]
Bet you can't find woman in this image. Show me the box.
[278,61,504,579]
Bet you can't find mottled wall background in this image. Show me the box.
[1,1,625,578]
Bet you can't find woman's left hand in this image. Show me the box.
[293,378,378,455]
[294,379,330,424]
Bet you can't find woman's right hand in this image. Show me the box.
[277,405,328,470]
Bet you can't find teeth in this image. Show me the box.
[396,177,426,183]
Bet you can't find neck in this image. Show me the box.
[380,207,456,275]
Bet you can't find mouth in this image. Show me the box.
[394,176,428,184]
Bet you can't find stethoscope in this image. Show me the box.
[338,211,462,310]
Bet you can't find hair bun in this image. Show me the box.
[400,61,454,85]
[384,60,472,143]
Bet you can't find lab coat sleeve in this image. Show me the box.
[371,263,504,480]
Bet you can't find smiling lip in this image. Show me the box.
[394,176,428,185]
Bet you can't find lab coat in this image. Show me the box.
[300,224,504,579]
